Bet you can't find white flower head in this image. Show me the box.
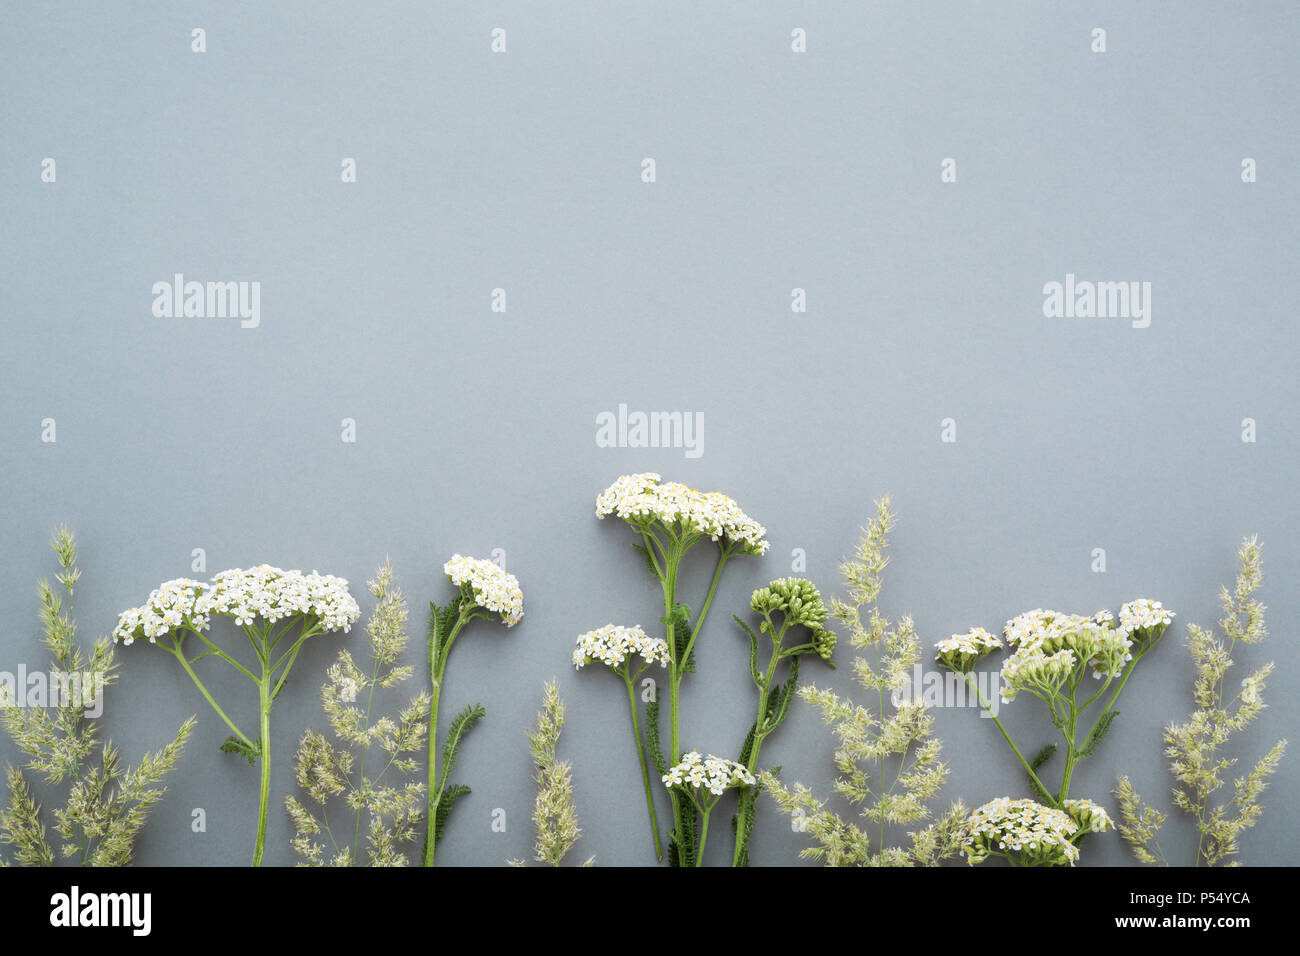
[596,473,769,557]
[573,624,670,671]
[935,627,1002,673]
[662,750,755,798]
[1062,797,1115,835]
[1118,598,1174,645]
[443,554,524,627]
[113,566,360,645]
[964,797,1080,867]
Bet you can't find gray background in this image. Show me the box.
[1,2,1296,866]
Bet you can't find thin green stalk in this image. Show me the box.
[167,640,254,748]
[733,626,782,866]
[253,667,271,866]
[660,544,688,864]
[965,674,1057,805]
[626,674,662,860]
[696,808,711,867]
[678,548,730,670]
[423,611,470,867]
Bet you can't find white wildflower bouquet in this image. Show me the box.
[113,564,360,865]
[938,598,1172,815]
[591,473,768,865]
[421,554,523,866]
[573,624,670,858]
[661,751,755,865]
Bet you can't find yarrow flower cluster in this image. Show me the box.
[1062,797,1115,834]
[572,624,670,671]
[443,554,524,627]
[112,566,360,645]
[999,608,1138,698]
[1117,599,1174,646]
[964,797,1081,867]
[595,473,769,556]
[935,627,1002,673]
[112,564,359,867]
[662,751,756,797]
[112,578,208,644]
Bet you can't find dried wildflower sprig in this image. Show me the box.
[763,498,967,866]
[0,527,193,866]
[114,564,359,865]
[285,561,430,866]
[731,577,836,866]
[596,473,768,866]
[963,796,1111,867]
[422,554,523,866]
[573,624,668,859]
[662,751,754,866]
[940,599,1173,808]
[1116,537,1287,866]
[508,680,593,867]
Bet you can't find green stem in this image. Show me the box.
[733,626,782,867]
[1079,645,1150,752]
[966,673,1058,806]
[1059,683,1078,802]
[252,669,271,867]
[626,674,662,860]
[678,548,730,669]
[186,627,259,682]
[696,806,711,866]
[660,543,688,864]
[423,610,471,867]
[167,641,255,747]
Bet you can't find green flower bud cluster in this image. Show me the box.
[750,577,835,660]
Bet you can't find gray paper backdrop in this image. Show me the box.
[2,2,1297,866]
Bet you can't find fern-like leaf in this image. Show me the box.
[1080,710,1119,758]
[439,702,485,787]
[645,699,668,777]
[219,735,261,766]
[434,783,471,847]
